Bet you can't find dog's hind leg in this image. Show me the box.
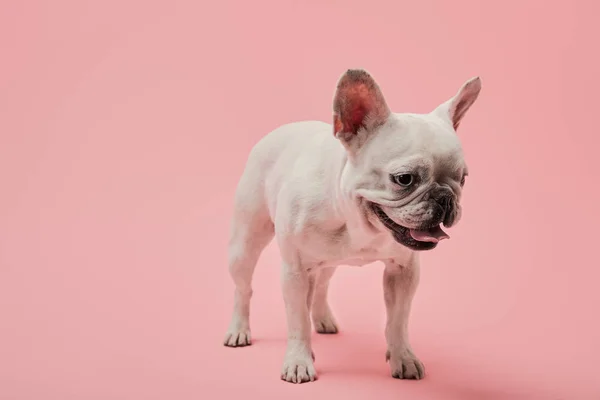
[223,166,274,347]
[311,266,339,334]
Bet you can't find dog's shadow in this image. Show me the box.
[283,333,564,400]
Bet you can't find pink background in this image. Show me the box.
[1,1,599,399]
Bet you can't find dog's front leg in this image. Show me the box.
[280,261,317,383]
[383,256,425,380]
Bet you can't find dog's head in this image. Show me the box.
[333,69,481,251]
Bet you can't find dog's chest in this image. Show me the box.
[299,222,403,268]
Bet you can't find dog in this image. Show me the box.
[223,69,481,383]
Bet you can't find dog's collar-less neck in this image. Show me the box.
[334,154,381,239]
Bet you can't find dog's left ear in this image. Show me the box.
[333,69,391,148]
[434,77,482,130]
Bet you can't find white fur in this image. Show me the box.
[223,70,481,384]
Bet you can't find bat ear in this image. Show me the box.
[332,69,391,146]
[434,77,482,130]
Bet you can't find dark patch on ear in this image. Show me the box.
[332,69,390,141]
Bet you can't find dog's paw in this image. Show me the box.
[312,313,339,334]
[223,329,251,347]
[281,355,317,384]
[386,349,425,380]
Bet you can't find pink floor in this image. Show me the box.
[2,1,600,399]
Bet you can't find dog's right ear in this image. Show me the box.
[333,69,390,150]
[434,77,482,131]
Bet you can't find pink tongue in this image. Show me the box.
[409,225,450,243]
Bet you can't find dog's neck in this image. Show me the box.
[331,149,384,245]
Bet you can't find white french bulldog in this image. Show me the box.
[223,69,481,384]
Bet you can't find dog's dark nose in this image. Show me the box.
[431,194,455,226]
[435,195,451,214]
[432,206,445,222]
[438,195,448,210]
[428,189,454,226]
[438,195,458,227]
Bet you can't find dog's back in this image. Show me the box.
[235,121,342,224]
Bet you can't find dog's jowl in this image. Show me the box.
[223,69,481,384]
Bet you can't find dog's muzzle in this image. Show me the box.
[370,203,450,251]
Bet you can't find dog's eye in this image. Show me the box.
[392,174,414,187]
[460,175,466,187]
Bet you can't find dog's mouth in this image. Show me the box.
[370,203,449,251]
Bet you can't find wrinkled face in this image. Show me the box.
[346,115,468,251]
[333,69,480,251]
